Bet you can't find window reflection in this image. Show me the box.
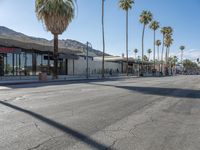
[26,53,33,75]
[0,48,69,76]
[6,53,13,75]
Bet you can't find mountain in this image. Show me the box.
[59,39,110,57]
[0,26,109,57]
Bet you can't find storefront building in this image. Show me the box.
[0,46,79,76]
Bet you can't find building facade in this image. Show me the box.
[0,46,80,76]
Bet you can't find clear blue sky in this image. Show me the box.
[0,0,199,60]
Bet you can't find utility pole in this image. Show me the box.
[86,42,92,79]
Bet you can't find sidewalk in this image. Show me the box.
[0,75,137,86]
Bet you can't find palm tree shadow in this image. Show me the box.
[116,86,200,99]
[0,101,111,150]
[89,83,200,99]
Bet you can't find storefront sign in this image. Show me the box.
[0,47,21,54]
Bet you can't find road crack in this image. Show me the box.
[34,122,54,138]
[27,137,54,150]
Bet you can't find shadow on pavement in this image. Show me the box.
[1,78,129,89]
[89,83,200,99]
[118,86,200,99]
[0,101,111,150]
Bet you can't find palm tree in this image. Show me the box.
[119,0,134,76]
[149,21,159,70]
[102,0,105,78]
[147,49,152,61]
[35,0,75,79]
[134,48,138,59]
[160,27,168,74]
[164,27,173,63]
[155,40,161,61]
[180,45,185,65]
[161,26,173,75]
[164,34,173,62]
[156,40,161,72]
[164,34,173,75]
[139,10,153,74]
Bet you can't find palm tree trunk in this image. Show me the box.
[165,47,168,63]
[167,47,170,58]
[102,0,105,78]
[126,10,129,76]
[141,24,145,75]
[165,47,168,75]
[53,34,58,79]
[153,30,156,70]
[168,47,171,75]
[161,34,164,75]
[157,46,160,61]
[157,45,160,72]
[181,50,183,65]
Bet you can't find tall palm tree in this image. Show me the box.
[147,49,152,61]
[180,45,185,65]
[161,26,173,75]
[164,34,173,75]
[139,10,153,74]
[164,34,173,62]
[160,27,168,74]
[102,0,105,78]
[35,0,75,79]
[155,40,161,61]
[149,21,159,70]
[165,27,173,63]
[119,0,134,76]
[156,40,161,72]
[134,48,138,59]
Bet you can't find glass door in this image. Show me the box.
[0,54,4,76]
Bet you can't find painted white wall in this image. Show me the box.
[67,56,122,76]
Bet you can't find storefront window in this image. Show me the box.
[26,53,33,75]
[0,54,4,76]
[36,53,42,75]
[3,54,7,75]
[20,52,26,76]
[13,54,20,75]
[6,53,13,75]
[0,47,61,76]
[42,54,49,74]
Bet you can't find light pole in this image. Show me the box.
[86,42,92,79]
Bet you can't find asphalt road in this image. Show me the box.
[0,75,200,150]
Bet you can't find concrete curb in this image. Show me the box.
[0,76,137,86]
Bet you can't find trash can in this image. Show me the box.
[38,73,48,81]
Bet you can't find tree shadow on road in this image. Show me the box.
[118,86,200,99]
[89,83,200,99]
[0,78,127,89]
[0,101,111,150]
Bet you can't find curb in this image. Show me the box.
[0,76,136,86]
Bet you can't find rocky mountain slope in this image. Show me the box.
[0,26,109,56]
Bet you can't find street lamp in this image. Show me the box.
[85,42,92,79]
